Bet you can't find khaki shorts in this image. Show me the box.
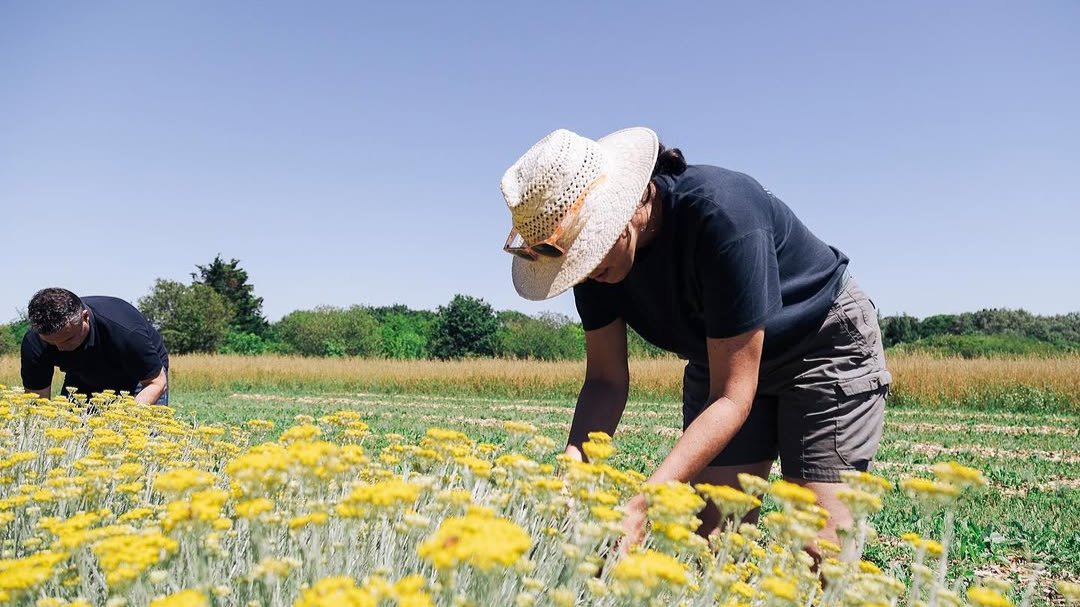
[682,273,891,482]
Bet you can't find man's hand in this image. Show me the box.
[617,493,649,555]
[135,367,167,405]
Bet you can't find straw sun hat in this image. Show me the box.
[500,127,659,301]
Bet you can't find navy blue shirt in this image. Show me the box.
[574,165,848,362]
[21,296,170,394]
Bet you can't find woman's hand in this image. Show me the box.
[618,493,649,555]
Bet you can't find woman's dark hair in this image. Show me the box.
[652,143,687,177]
[28,288,85,335]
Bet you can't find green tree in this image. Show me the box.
[218,331,270,356]
[626,327,668,358]
[918,314,960,339]
[192,255,269,336]
[138,279,188,329]
[7,317,29,345]
[139,280,234,354]
[370,305,436,359]
[0,323,17,356]
[881,314,920,347]
[496,312,584,360]
[430,295,499,359]
[379,313,431,359]
[274,306,381,357]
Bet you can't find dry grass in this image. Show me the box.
[3,352,1079,409]
[887,352,1080,401]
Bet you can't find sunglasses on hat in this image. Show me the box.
[503,175,606,261]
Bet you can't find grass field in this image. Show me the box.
[4,352,1078,411]
[1,353,1078,599]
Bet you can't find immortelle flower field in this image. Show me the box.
[1,388,1077,607]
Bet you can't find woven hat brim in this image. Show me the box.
[511,127,659,301]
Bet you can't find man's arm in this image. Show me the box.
[618,328,764,551]
[565,319,630,461]
[21,331,54,400]
[134,367,167,405]
[645,327,764,484]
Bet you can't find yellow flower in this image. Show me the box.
[768,480,817,506]
[581,440,614,463]
[162,490,228,532]
[967,586,1014,607]
[92,532,179,588]
[148,589,209,607]
[900,477,960,505]
[1055,581,1080,602]
[246,419,275,431]
[417,512,531,571]
[590,505,622,522]
[454,455,493,479]
[391,575,434,607]
[931,461,987,490]
[761,576,798,602]
[737,473,770,496]
[610,549,688,598]
[289,512,329,529]
[235,498,274,519]
[117,507,156,523]
[836,488,883,516]
[586,431,612,444]
[152,468,216,496]
[503,421,537,435]
[336,479,422,517]
[840,470,894,496]
[294,576,375,607]
[0,551,69,599]
[815,539,842,557]
[251,557,301,579]
[525,435,556,455]
[280,424,321,443]
[643,482,705,525]
[900,533,944,557]
[696,483,761,517]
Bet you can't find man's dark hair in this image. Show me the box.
[28,288,85,335]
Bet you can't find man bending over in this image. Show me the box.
[21,288,170,405]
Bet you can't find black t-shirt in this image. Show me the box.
[21,296,170,394]
[574,165,848,362]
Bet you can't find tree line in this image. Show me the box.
[1,256,1077,359]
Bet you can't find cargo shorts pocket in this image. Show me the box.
[833,370,890,471]
[837,369,893,397]
[830,292,879,360]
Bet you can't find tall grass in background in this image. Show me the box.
[2,353,1078,412]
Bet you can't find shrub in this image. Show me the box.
[429,295,499,360]
[379,311,432,359]
[0,324,17,356]
[497,312,585,361]
[275,306,381,357]
[139,280,234,354]
[218,331,270,356]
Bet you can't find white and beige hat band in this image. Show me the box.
[500,127,659,301]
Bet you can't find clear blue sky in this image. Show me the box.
[2,1,1078,323]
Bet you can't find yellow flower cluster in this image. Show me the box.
[0,386,1033,606]
[610,549,689,599]
[417,509,531,571]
